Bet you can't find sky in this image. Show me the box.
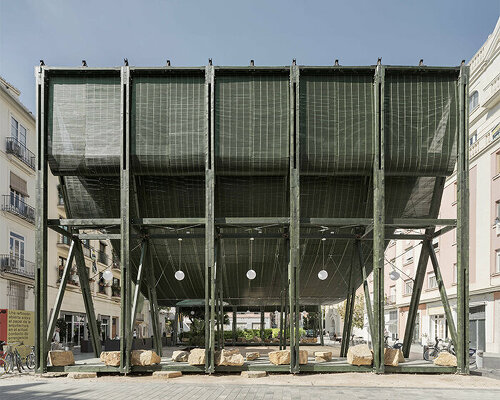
[0,0,499,113]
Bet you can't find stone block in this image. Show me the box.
[246,352,260,361]
[188,348,206,365]
[241,371,267,378]
[100,351,120,366]
[384,348,400,366]
[346,344,373,366]
[152,371,182,379]
[314,351,332,362]
[268,350,290,365]
[433,351,457,367]
[299,349,308,365]
[171,350,190,362]
[217,349,244,366]
[67,372,96,379]
[131,350,161,366]
[48,350,75,367]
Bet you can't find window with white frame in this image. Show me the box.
[496,250,500,274]
[389,286,396,304]
[9,232,25,268]
[11,116,27,146]
[428,273,437,289]
[469,91,479,111]
[404,248,413,264]
[404,280,413,295]
[469,131,477,146]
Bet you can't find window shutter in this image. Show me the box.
[10,172,28,197]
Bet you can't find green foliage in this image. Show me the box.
[338,294,365,330]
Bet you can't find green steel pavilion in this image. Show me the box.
[34,60,470,375]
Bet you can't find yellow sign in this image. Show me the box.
[7,310,34,346]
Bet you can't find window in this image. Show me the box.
[469,131,478,146]
[453,182,458,202]
[428,273,437,289]
[10,116,27,146]
[404,248,413,264]
[469,91,479,111]
[453,263,457,284]
[58,256,67,281]
[9,232,25,269]
[404,280,413,295]
[496,250,500,274]
[8,282,25,310]
[389,286,396,304]
[496,152,500,175]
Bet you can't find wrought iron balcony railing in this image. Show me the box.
[0,254,35,279]
[2,194,35,224]
[5,137,36,170]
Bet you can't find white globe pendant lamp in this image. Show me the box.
[175,238,185,281]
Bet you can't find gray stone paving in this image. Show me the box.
[1,379,500,400]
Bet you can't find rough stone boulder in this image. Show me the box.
[171,350,190,362]
[314,351,332,363]
[384,348,402,366]
[300,337,317,344]
[298,349,308,365]
[268,350,290,365]
[346,344,373,366]
[217,349,245,366]
[246,352,260,361]
[398,349,405,363]
[48,351,75,366]
[188,348,206,365]
[100,351,120,366]
[253,336,263,343]
[131,350,161,366]
[433,351,457,367]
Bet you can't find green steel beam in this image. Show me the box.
[340,257,356,357]
[73,240,102,357]
[260,309,265,340]
[289,61,300,374]
[146,243,162,356]
[356,240,375,343]
[76,234,122,240]
[130,241,148,342]
[402,176,447,357]
[427,241,458,347]
[232,307,237,345]
[205,63,216,374]
[120,65,132,373]
[432,225,456,238]
[372,62,385,373]
[35,65,48,373]
[46,241,76,347]
[456,64,470,375]
[48,218,120,227]
[318,305,324,346]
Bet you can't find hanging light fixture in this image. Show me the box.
[318,238,328,280]
[175,238,185,281]
[247,237,256,280]
[389,269,400,281]
[102,269,113,282]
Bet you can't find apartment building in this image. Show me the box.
[379,17,500,355]
[0,76,36,314]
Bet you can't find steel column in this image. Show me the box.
[120,65,132,373]
[427,241,458,346]
[232,307,237,345]
[130,241,148,343]
[46,241,76,347]
[318,305,324,346]
[260,309,265,340]
[205,62,216,373]
[146,244,162,356]
[372,62,385,373]
[35,65,48,373]
[73,240,102,357]
[456,64,470,374]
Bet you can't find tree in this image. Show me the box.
[337,294,365,330]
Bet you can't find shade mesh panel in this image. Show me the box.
[46,67,461,307]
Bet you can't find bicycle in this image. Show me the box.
[423,338,477,367]
[384,335,403,350]
[0,342,26,373]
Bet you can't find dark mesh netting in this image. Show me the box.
[46,66,461,307]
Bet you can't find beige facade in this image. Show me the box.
[0,76,36,314]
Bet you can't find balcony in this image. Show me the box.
[0,254,35,279]
[97,250,108,265]
[2,194,35,224]
[5,137,36,170]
